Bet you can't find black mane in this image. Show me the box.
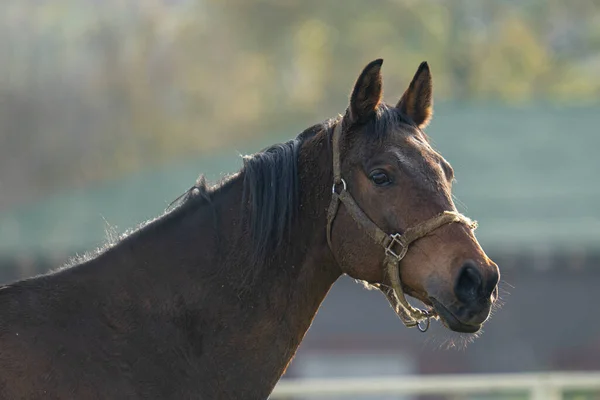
[241,138,302,268]
[164,123,333,281]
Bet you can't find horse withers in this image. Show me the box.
[0,59,499,399]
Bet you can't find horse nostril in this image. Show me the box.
[455,261,483,304]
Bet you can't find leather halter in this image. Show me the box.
[326,120,478,332]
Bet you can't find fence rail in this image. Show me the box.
[270,372,600,399]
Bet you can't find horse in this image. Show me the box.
[0,59,500,399]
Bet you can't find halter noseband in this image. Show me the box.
[326,120,478,332]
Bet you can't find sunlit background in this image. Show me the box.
[0,0,599,399]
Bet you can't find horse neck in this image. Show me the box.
[98,128,340,396]
[197,129,341,396]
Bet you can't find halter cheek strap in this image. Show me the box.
[326,121,478,331]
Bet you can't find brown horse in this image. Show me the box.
[0,59,499,399]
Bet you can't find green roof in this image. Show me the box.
[0,104,599,257]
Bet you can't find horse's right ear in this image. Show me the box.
[348,59,383,124]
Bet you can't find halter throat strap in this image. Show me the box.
[325,120,477,330]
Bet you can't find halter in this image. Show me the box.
[326,120,478,332]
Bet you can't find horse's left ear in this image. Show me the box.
[397,61,433,129]
[348,59,383,124]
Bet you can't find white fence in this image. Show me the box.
[270,372,600,399]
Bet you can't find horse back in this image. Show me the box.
[0,273,141,399]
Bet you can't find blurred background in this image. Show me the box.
[0,0,599,399]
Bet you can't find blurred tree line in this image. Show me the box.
[0,0,599,211]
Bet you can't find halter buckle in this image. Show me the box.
[385,233,407,261]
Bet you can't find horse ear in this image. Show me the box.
[397,61,433,129]
[348,59,383,124]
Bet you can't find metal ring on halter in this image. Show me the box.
[331,178,347,194]
[417,312,431,333]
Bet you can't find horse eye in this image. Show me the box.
[370,170,391,186]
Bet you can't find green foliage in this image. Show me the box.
[0,0,599,209]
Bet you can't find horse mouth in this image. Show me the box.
[430,298,481,333]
